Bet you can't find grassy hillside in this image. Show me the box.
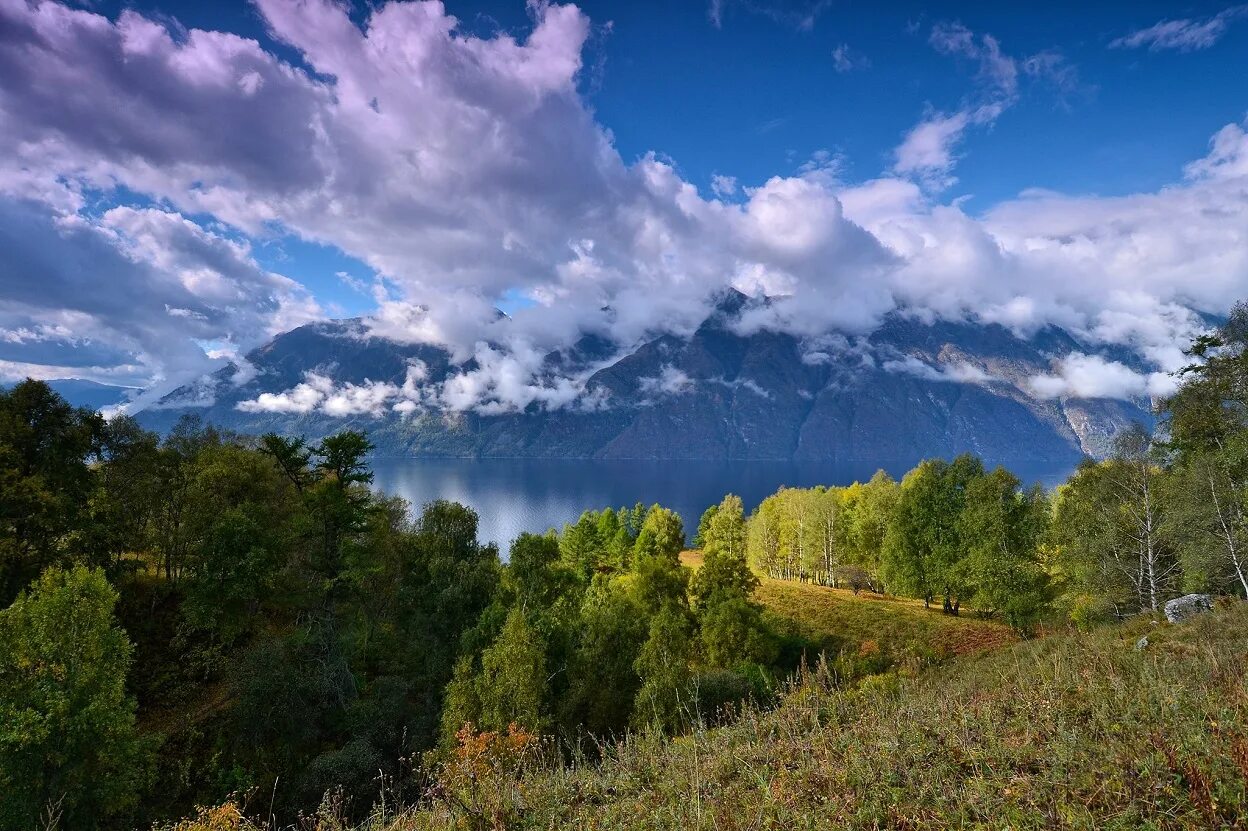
[401,602,1248,830]
[681,549,1016,660]
[172,602,1248,831]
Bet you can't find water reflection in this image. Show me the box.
[369,457,1075,556]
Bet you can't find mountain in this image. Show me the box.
[136,294,1153,462]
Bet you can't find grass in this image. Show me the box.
[170,595,1248,830]
[681,550,1017,660]
[142,550,1227,830]
[391,601,1248,830]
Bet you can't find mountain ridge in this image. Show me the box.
[136,298,1155,462]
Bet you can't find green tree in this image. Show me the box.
[957,468,1050,631]
[697,595,776,670]
[690,494,758,608]
[693,503,719,549]
[632,604,694,733]
[747,495,784,578]
[1051,428,1179,619]
[1160,304,1248,597]
[881,455,984,613]
[631,506,689,612]
[0,566,148,830]
[0,380,103,603]
[1166,448,1248,596]
[477,608,549,733]
[562,576,648,738]
[560,510,603,580]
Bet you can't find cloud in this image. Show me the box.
[0,1,1243,414]
[882,355,994,384]
[638,365,695,397]
[1111,6,1248,52]
[892,23,1021,189]
[1028,353,1177,400]
[895,24,1084,188]
[831,44,870,73]
[709,0,833,31]
[711,174,739,198]
[893,104,1003,189]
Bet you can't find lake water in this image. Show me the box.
[369,457,1076,556]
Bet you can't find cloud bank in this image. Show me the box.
[0,1,1244,414]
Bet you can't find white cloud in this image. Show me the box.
[711,174,738,198]
[638,365,695,397]
[1111,6,1248,52]
[882,355,994,384]
[0,2,1244,413]
[1028,353,1177,400]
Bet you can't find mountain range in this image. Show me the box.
[136,292,1153,463]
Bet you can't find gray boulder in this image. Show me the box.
[1163,593,1214,624]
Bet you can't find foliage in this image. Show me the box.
[398,603,1248,831]
[0,566,150,830]
[9,293,1248,829]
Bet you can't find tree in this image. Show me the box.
[693,503,719,549]
[559,511,603,580]
[957,469,1050,631]
[807,487,842,586]
[690,495,758,608]
[477,608,548,733]
[631,507,689,612]
[562,576,648,738]
[881,455,984,612]
[1052,427,1179,618]
[0,380,103,604]
[747,495,784,578]
[1166,447,1248,596]
[0,567,148,830]
[83,415,161,572]
[697,595,776,670]
[632,604,694,733]
[1160,304,1248,598]
[845,470,898,588]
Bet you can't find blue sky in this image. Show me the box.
[0,0,1246,411]
[45,0,1248,321]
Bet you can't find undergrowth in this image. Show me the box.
[165,602,1248,831]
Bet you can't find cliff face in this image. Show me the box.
[137,302,1154,462]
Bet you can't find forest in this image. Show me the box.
[1,303,1245,830]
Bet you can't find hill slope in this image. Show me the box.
[681,549,1016,659]
[396,604,1247,830]
[167,604,1247,830]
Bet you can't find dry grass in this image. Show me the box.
[396,602,1248,830]
[679,550,1016,660]
[172,603,1248,830]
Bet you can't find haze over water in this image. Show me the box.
[369,457,1076,554]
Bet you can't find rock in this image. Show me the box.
[1135,635,1149,651]
[1163,593,1214,624]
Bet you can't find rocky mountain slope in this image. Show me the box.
[137,293,1153,463]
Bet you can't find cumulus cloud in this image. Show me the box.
[237,370,412,417]
[0,1,1244,412]
[1028,353,1177,401]
[1111,6,1248,52]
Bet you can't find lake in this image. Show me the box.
[369,457,1076,555]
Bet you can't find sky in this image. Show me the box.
[1,0,1247,413]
